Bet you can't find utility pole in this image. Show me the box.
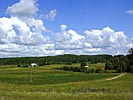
[90,66,91,80]
[88,59,91,81]
[1,58,4,73]
[30,66,32,82]
[28,59,32,82]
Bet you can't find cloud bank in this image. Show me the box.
[0,0,132,57]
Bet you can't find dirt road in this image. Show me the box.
[106,73,127,81]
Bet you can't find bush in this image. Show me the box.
[104,70,117,73]
[23,64,29,68]
[57,66,88,73]
[85,68,94,73]
[62,66,70,71]
[73,67,80,72]
[57,66,107,74]
[80,62,87,67]
[66,62,72,65]
[129,65,133,73]
[116,66,123,73]
[105,62,113,70]
[90,68,95,73]
[96,68,104,73]
[69,66,74,71]
[17,64,21,67]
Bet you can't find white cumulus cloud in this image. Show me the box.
[0,0,55,57]
[54,26,132,55]
[7,0,38,18]
[0,0,132,57]
[55,24,84,50]
[45,9,57,21]
[83,27,131,55]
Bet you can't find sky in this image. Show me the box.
[0,0,133,58]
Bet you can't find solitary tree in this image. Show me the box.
[128,48,133,54]
[127,48,133,72]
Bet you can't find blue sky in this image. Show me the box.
[0,0,132,57]
[39,0,133,37]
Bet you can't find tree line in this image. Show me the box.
[0,54,112,66]
[105,48,133,73]
[0,48,132,73]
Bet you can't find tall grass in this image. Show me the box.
[0,65,132,100]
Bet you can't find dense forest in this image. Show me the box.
[105,48,133,73]
[0,54,113,66]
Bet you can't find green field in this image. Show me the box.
[0,64,133,100]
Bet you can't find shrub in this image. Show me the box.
[90,68,95,73]
[62,66,70,71]
[96,68,104,73]
[129,65,133,73]
[105,62,113,70]
[73,67,81,72]
[80,62,87,67]
[66,62,72,65]
[116,66,123,73]
[69,66,74,71]
[23,64,29,68]
[85,68,90,73]
[17,64,21,67]
[104,70,117,73]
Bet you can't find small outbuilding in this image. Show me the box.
[29,63,38,67]
[84,66,88,68]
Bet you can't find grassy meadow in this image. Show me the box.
[0,64,133,100]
